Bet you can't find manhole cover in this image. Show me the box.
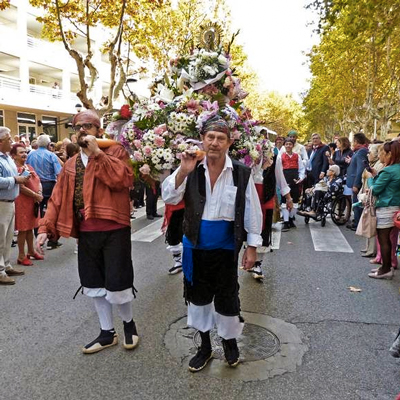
[164,311,308,381]
[193,323,281,361]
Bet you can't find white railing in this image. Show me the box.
[0,76,79,113]
[27,35,66,60]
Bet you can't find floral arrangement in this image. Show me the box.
[118,44,273,180]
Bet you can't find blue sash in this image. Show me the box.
[182,220,235,284]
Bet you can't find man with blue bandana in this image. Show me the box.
[162,115,262,372]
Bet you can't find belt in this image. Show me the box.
[0,199,14,203]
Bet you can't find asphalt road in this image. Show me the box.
[1,212,399,400]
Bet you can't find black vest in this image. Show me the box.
[183,160,251,261]
[262,154,277,203]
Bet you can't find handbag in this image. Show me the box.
[393,210,400,230]
[33,202,40,218]
[356,191,377,238]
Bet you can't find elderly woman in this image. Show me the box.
[359,144,385,258]
[368,140,400,279]
[10,144,44,265]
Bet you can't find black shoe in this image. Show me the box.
[281,222,290,232]
[153,213,162,218]
[147,215,154,220]
[82,329,118,354]
[346,223,356,231]
[222,338,240,367]
[123,320,139,350]
[188,347,213,372]
[47,241,63,250]
[289,218,296,228]
[168,265,182,275]
[11,240,17,248]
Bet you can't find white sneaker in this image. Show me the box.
[168,264,182,275]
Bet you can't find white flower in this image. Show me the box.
[218,54,228,65]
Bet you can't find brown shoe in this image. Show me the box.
[5,267,25,276]
[0,274,15,285]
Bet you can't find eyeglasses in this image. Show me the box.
[72,123,95,132]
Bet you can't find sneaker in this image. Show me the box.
[168,265,182,275]
[123,320,139,350]
[5,267,25,276]
[281,222,290,232]
[389,330,400,358]
[47,241,63,250]
[289,218,296,228]
[11,240,17,248]
[82,329,118,354]
[188,347,213,372]
[221,338,240,367]
[0,273,15,285]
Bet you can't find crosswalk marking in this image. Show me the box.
[131,218,164,242]
[308,219,353,253]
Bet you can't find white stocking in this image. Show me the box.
[93,297,114,331]
[117,302,133,323]
[282,204,289,222]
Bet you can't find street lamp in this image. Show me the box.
[75,103,83,113]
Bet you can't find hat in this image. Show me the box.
[287,130,298,137]
[328,165,340,176]
[201,115,230,137]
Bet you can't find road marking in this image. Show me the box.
[271,223,282,250]
[309,219,353,253]
[131,218,164,242]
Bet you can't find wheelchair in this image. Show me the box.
[298,183,352,227]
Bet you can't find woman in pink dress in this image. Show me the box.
[10,144,44,265]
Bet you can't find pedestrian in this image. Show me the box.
[345,132,369,231]
[274,136,284,155]
[326,136,353,177]
[36,110,139,353]
[10,143,44,266]
[305,133,330,189]
[162,115,262,372]
[368,140,400,279]
[280,138,305,231]
[27,134,62,249]
[0,127,29,285]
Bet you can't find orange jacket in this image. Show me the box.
[38,144,133,239]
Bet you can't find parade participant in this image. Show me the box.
[280,138,305,231]
[274,136,284,155]
[162,115,262,372]
[36,110,139,353]
[280,130,308,168]
[0,127,28,285]
[10,143,43,266]
[249,150,292,280]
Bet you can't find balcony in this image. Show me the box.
[0,76,80,114]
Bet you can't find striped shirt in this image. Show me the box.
[0,151,19,201]
[27,147,61,182]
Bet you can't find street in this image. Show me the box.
[1,204,399,400]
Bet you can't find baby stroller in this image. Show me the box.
[298,177,351,227]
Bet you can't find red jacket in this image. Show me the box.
[38,144,133,239]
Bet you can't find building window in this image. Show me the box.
[42,116,58,142]
[17,112,36,141]
[0,110,3,126]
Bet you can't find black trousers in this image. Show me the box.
[184,248,240,317]
[145,181,160,217]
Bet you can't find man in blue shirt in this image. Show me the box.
[27,134,62,249]
[0,127,30,285]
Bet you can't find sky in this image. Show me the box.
[227,0,319,100]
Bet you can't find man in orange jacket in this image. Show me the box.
[36,110,139,354]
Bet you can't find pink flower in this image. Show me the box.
[186,99,201,114]
[201,84,219,96]
[256,144,261,151]
[154,124,167,135]
[133,140,142,149]
[133,151,143,162]
[154,136,165,147]
[232,130,242,140]
[143,146,152,156]
[139,164,151,175]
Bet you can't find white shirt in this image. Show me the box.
[162,156,262,247]
[252,156,291,197]
[280,142,309,168]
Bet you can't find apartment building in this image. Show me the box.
[0,0,121,143]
